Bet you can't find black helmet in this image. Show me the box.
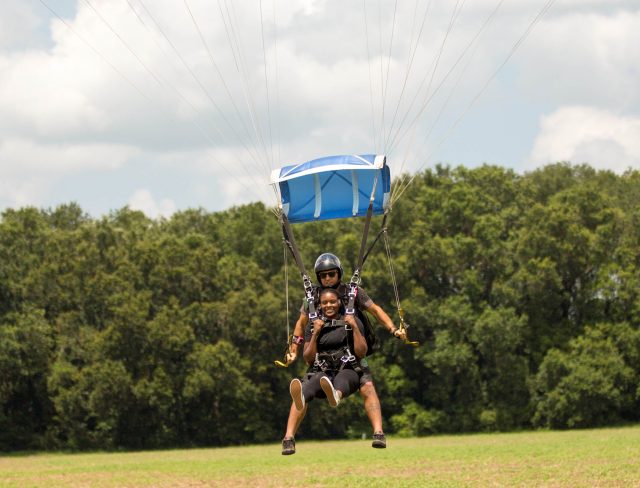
[314,253,343,281]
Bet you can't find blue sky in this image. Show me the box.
[1,0,639,218]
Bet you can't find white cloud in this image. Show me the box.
[128,188,176,219]
[527,106,640,172]
[517,8,640,108]
[0,137,138,173]
[0,3,41,50]
[0,177,49,209]
[1,1,640,216]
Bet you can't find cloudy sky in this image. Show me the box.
[1,0,639,218]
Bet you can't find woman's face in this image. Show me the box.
[319,292,340,319]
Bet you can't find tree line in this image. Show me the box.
[1,162,639,451]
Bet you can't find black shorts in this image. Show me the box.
[359,362,373,387]
[303,358,374,389]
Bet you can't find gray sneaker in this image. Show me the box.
[282,436,295,455]
[289,378,305,411]
[372,432,386,448]
[320,375,340,407]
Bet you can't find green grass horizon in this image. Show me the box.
[2,425,639,487]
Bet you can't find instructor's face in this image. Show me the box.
[319,269,339,287]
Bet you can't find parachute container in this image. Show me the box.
[271,154,390,223]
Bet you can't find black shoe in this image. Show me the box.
[372,432,386,449]
[282,436,295,455]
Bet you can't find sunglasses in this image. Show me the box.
[318,270,338,279]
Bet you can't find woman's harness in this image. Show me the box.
[311,319,362,375]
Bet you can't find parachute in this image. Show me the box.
[272,153,417,367]
[36,1,555,364]
[270,154,390,223]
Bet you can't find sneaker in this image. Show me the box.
[320,375,340,407]
[290,378,305,411]
[282,436,295,455]
[372,431,386,449]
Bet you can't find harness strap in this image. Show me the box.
[344,321,361,373]
[361,212,389,267]
[347,173,380,316]
[280,212,317,319]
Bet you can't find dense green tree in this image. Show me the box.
[0,309,53,449]
[532,322,640,428]
[1,164,639,451]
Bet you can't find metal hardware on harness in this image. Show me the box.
[398,307,419,347]
[313,357,328,371]
[341,352,356,363]
[303,275,318,320]
[314,347,355,372]
[328,319,346,327]
[345,279,358,316]
[274,335,293,368]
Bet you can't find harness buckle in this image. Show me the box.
[314,358,327,370]
[341,354,356,363]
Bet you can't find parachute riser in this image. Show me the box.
[275,212,319,367]
[346,172,381,316]
[279,211,316,311]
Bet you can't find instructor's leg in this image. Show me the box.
[359,381,383,433]
[284,401,307,439]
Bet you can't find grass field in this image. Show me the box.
[1,426,639,487]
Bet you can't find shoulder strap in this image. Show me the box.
[280,212,317,320]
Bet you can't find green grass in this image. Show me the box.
[1,426,639,487]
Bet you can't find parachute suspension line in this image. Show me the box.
[389,0,505,204]
[130,0,265,174]
[229,0,273,169]
[385,0,465,158]
[348,170,380,303]
[275,238,292,368]
[383,0,432,152]
[182,0,267,173]
[224,0,271,169]
[394,1,486,197]
[346,171,380,317]
[399,19,484,185]
[217,0,272,172]
[377,0,385,151]
[76,0,269,198]
[39,0,154,106]
[361,212,388,267]
[363,0,378,153]
[383,230,401,323]
[43,0,266,203]
[279,213,318,321]
[379,0,399,154]
[259,0,275,169]
[383,225,418,346]
[284,239,290,340]
[80,0,164,88]
[135,0,274,195]
[391,0,558,206]
[272,0,282,169]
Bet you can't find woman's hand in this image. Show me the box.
[312,319,325,336]
[344,314,357,327]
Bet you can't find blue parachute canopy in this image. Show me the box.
[271,154,390,223]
